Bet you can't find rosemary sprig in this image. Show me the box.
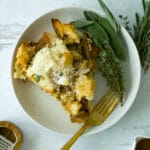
[118,0,150,72]
[133,0,150,72]
[118,15,133,37]
[97,45,124,102]
[87,27,124,100]
[99,0,150,72]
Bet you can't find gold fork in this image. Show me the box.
[61,90,121,150]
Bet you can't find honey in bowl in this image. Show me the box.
[135,139,150,150]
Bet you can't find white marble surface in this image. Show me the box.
[0,0,150,149]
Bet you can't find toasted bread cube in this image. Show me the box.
[62,51,73,67]
[14,43,36,79]
[39,32,53,48]
[51,18,80,44]
[75,75,95,101]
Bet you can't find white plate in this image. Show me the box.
[11,7,141,135]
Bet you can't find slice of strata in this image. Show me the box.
[14,19,96,123]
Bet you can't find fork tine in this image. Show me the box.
[102,96,120,119]
[96,96,120,125]
[94,93,112,112]
[92,90,113,112]
[98,92,118,114]
[94,91,116,113]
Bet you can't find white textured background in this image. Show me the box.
[0,0,150,150]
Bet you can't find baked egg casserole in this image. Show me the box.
[13,18,96,123]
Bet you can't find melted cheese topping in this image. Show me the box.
[27,38,71,86]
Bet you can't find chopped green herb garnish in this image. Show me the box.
[33,74,41,82]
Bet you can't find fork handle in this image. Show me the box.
[61,124,88,150]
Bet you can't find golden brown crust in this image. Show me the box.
[74,75,95,101]
[51,18,80,44]
[13,43,37,79]
[38,32,55,48]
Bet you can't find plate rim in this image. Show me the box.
[10,6,141,136]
